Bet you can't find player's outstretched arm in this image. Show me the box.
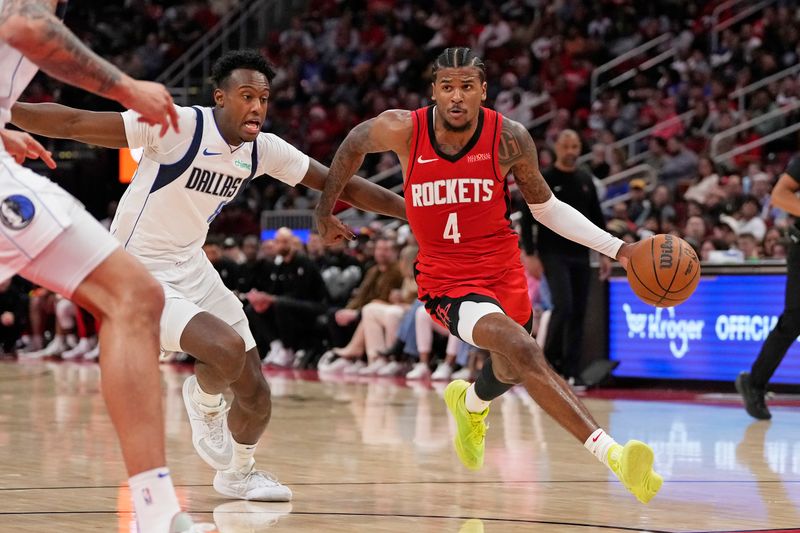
[502,118,632,267]
[301,158,406,221]
[315,109,411,243]
[0,0,178,135]
[11,102,128,149]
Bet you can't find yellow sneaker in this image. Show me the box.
[444,380,488,470]
[608,440,663,504]
[458,519,485,533]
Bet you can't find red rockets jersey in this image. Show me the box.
[405,105,522,293]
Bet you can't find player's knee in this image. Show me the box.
[110,274,163,326]
[214,333,247,380]
[490,358,522,384]
[136,276,165,320]
[506,335,547,373]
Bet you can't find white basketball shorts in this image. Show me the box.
[0,149,119,297]
[147,250,255,353]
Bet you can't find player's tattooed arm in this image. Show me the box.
[0,0,133,103]
[315,109,411,216]
[498,118,553,204]
[302,158,406,220]
[12,102,129,148]
[314,109,411,242]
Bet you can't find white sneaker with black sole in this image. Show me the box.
[182,375,233,471]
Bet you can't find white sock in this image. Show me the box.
[464,383,491,413]
[584,428,618,467]
[229,438,257,474]
[129,467,181,533]
[192,378,223,409]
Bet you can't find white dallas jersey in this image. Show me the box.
[112,105,309,266]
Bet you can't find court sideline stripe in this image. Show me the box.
[283,511,675,532]
[0,510,674,533]
[1,479,800,491]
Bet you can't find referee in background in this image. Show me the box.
[737,158,800,419]
[520,130,611,386]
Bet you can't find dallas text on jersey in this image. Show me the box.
[185,167,244,198]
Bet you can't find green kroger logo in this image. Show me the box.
[234,160,251,170]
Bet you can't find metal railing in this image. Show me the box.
[713,121,800,166]
[710,0,777,52]
[590,33,672,102]
[599,164,657,210]
[709,100,800,162]
[577,110,695,167]
[525,109,557,131]
[158,0,304,104]
[729,62,800,111]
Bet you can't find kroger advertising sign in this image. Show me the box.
[609,274,800,383]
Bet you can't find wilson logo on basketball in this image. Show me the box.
[467,153,491,163]
[659,235,674,269]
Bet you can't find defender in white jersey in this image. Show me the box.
[0,1,216,532]
[12,49,406,501]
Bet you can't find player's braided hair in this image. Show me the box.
[431,47,486,82]
[210,49,276,87]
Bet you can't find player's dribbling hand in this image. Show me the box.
[615,242,635,271]
[122,80,180,137]
[315,213,355,244]
[0,129,56,169]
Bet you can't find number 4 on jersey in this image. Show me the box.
[443,212,461,244]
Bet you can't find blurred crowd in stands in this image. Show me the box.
[9,0,800,375]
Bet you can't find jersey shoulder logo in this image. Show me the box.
[203,148,222,156]
[0,195,35,230]
[417,156,438,164]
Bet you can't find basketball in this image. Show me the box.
[626,234,701,307]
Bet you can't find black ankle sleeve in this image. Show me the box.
[474,358,513,401]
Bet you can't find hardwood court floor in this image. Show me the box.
[0,361,799,532]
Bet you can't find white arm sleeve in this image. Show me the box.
[528,195,624,258]
[257,133,310,187]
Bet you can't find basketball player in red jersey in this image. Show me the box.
[316,48,662,504]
